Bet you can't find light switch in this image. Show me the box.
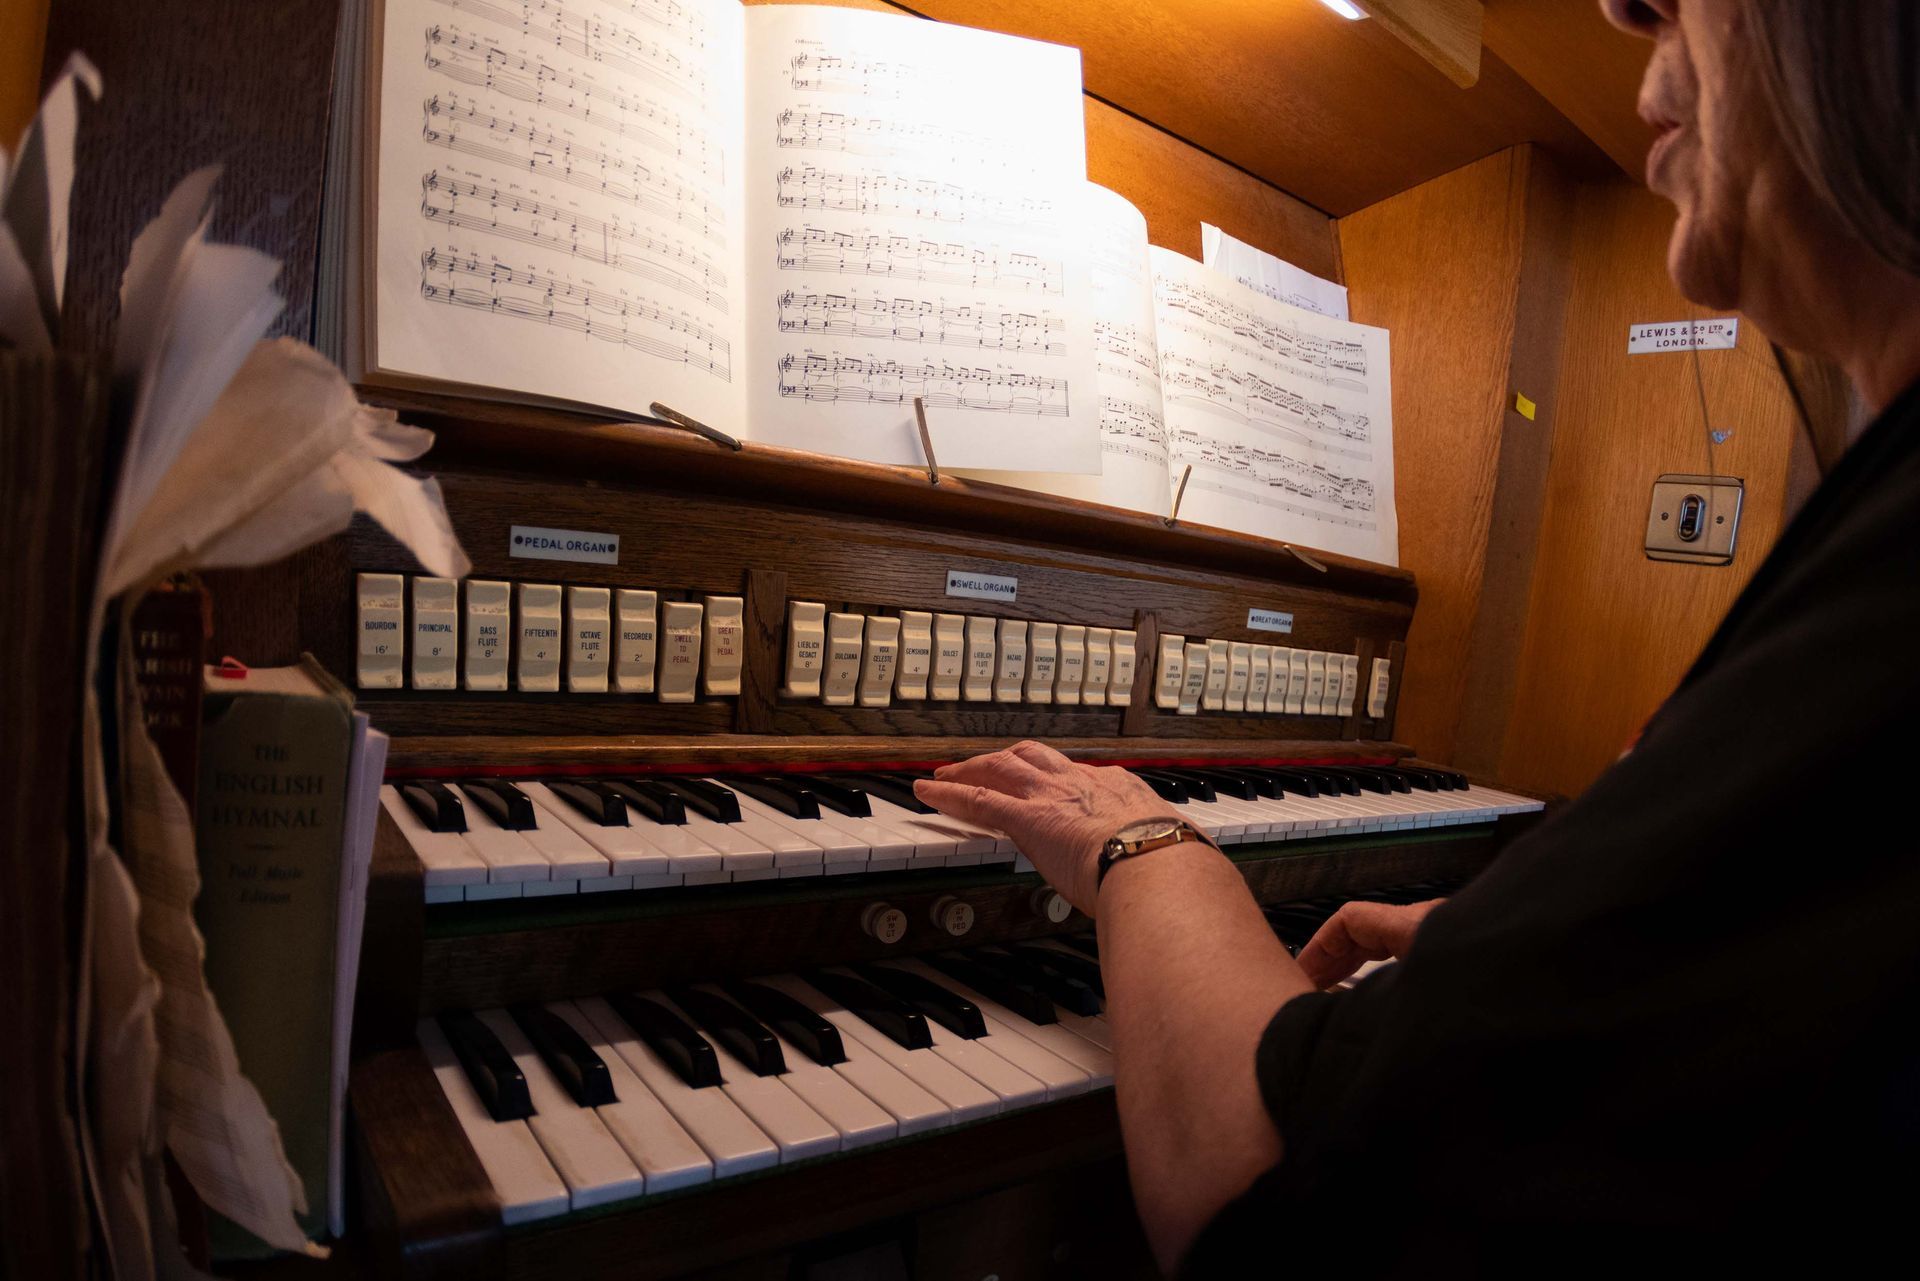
[1178,641,1207,715]
[1083,627,1113,706]
[1339,654,1360,716]
[1286,649,1310,715]
[1247,644,1272,712]
[702,595,745,696]
[895,610,932,700]
[515,582,563,692]
[994,619,1028,702]
[963,616,996,702]
[858,615,901,707]
[614,589,658,693]
[822,611,864,706]
[783,600,827,698]
[931,613,965,700]
[566,586,612,693]
[1202,639,1230,711]
[1055,625,1086,705]
[1367,657,1392,719]
[410,576,459,690]
[1225,641,1251,712]
[656,600,704,703]
[355,572,405,689]
[462,579,510,692]
[1109,629,1137,707]
[1025,622,1058,703]
[1266,647,1292,713]
[1154,633,1186,709]
[1305,651,1328,714]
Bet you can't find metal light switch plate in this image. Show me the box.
[1645,474,1743,565]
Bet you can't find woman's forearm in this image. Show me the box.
[1097,839,1314,1272]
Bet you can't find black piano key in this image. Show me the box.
[969,947,1102,1017]
[720,980,846,1066]
[1150,768,1216,802]
[1009,943,1105,1000]
[823,772,934,815]
[803,969,933,1050]
[923,953,1057,1027]
[1214,767,1283,799]
[851,963,989,1040]
[604,778,688,825]
[1171,767,1256,801]
[460,778,539,829]
[654,777,743,823]
[605,993,722,1088]
[1265,768,1322,798]
[665,986,787,1076]
[438,1009,533,1121]
[509,1003,617,1108]
[400,780,467,833]
[545,779,629,826]
[714,774,820,821]
[1437,768,1470,790]
[1126,768,1189,804]
[775,773,870,818]
[1386,766,1440,792]
[1056,933,1100,959]
[1296,767,1361,796]
[1351,766,1411,794]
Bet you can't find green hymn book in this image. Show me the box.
[194,656,354,1254]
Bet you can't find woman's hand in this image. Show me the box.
[913,740,1181,914]
[1295,898,1444,988]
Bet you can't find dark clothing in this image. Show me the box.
[1186,380,1920,1276]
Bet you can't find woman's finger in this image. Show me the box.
[913,778,1033,830]
[932,749,1052,796]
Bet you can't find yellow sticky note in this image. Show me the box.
[1514,392,1537,421]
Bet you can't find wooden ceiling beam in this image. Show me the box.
[1356,0,1484,88]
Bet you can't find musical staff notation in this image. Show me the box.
[423,95,724,241]
[774,109,999,161]
[776,290,1064,354]
[1094,318,1157,376]
[419,248,730,378]
[425,0,707,103]
[1167,426,1377,519]
[774,164,1053,228]
[1157,279,1371,389]
[419,171,728,310]
[1161,352,1372,458]
[786,51,913,97]
[776,226,1059,294]
[777,353,1070,416]
[425,25,719,177]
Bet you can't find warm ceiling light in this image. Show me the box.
[1319,0,1368,18]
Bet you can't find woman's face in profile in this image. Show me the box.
[1603,0,1814,318]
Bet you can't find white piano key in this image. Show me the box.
[757,996,951,1138]
[417,1019,570,1225]
[383,786,487,888]
[690,984,896,1150]
[575,996,779,1179]
[726,790,865,870]
[473,1008,645,1209]
[464,881,524,901]
[734,866,783,882]
[858,794,965,865]
[695,783,827,872]
[683,870,732,887]
[521,783,680,877]
[545,1001,713,1194]
[651,991,841,1163]
[896,960,1115,1089]
[760,975,1000,1124]
[510,793,609,880]
[459,801,550,884]
[679,811,776,872]
[822,965,1054,1107]
[522,878,582,898]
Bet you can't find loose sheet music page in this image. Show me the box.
[740,6,1100,471]
[957,183,1170,514]
[1148,246,1398,565]
[370,0,748,427]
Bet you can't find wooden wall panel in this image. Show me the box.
[1496,179,1801,796]
[1,0,47,145]
[1483,0,1653,180]
[1336,146,1571,768]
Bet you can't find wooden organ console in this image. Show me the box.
[229,391,1548,1279]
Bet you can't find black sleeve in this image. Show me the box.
[1182,403,1920,1276]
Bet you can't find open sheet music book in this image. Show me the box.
[320,0,1101,474]
[964,185,1399,566]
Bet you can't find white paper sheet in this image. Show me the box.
[1201,222,1349,320]
[1149,246,1397,564]
[330,718,387,1236]
[957,182,1169,513]
[741,5,1099,471]
[370,0,748,428]
[2,52,102,331]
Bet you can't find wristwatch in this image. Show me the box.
[1096,816,1214,889]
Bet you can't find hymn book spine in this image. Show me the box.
[194,656,353,1254]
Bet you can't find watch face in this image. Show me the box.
[1116,817,1185,844]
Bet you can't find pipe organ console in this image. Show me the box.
[244,396,1546,1278]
